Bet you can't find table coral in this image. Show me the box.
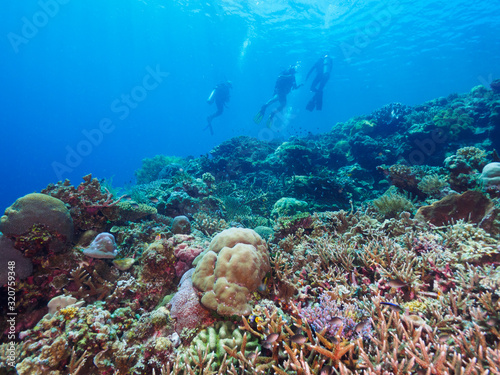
[192,228,270,316]
[416,190,494,227]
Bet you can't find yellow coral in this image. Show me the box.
[59,306,79,320]
[403,300,428,313]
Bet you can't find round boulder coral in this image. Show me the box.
[192,228,270,316]
[0,193,73,252]
[481,162,500,187]
[271,197,308,218]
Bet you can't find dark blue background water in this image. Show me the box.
[1,0,499,211]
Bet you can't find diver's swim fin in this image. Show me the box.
[315,90,323,111]
[253,110,264,124]
[306,97,315,111]
[266,116,274,128]
[203,119,214,135]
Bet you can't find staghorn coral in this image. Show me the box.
[192,212,228,236]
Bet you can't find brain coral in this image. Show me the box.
[192,228,270,316]
[0,193,73,252]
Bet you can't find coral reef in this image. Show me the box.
[4,84,500,374]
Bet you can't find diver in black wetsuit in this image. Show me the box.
[305,55,333,111]
[254,66,303,127]
[205,81,232,135]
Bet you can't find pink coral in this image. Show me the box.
[169,234,204,277]
[169,269,213,333]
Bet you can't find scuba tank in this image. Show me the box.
[207,89,216,104]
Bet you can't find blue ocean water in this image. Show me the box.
[1,0,499,211]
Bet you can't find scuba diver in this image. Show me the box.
[305,55,333,111]
[204,81,232,135]
[254,66,303,127]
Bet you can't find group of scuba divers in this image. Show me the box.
[204,54,333,135]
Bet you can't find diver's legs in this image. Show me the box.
[264,94,279,108]
[310,75,321,92]
[207,107,223,126]
[269,96,286,121]
[317,74,330,91]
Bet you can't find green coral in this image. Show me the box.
[135,155,185,184]
[186,321,260,369]
[417,174,449,197]
[116,201,157,221]
[433,107,474,139]
[349,119,375,136]
[271,197,308,218]
[372,188,415,218]
[221,196,251,221]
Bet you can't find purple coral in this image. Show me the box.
[83,233,118,259]
[169,269,213,333]
[299,293,371,341]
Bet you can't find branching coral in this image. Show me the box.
[417,173,449,197]
[372,189,415,219]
